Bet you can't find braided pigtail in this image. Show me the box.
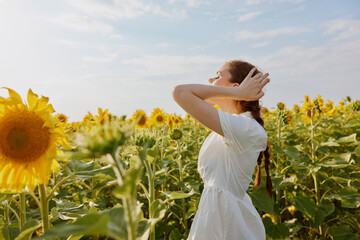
[242,101,273,198]
[263,144,272,198]
[253,152,262,187]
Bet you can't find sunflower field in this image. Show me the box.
[0,88,359,240]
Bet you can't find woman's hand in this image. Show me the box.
[235,67,270,101]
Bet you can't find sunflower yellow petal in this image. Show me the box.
[1,87,24,105]
[43,117,55,128]
[27,88,39,110]
[27,176,36,193]
[0,164,11,190]
[51,159,60,172]
[36,97,54,113]
[5,167,15,187]
[12,164,24,191]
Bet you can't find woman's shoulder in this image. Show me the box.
[230,111,267,140]
[218,110,268,152]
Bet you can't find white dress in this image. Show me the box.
[187,110,268,240]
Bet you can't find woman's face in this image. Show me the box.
[208,65,234,87]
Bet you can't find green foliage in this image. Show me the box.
[1,99,359,240]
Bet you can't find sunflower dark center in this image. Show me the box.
[59,116,66,122]
[7,128,29,149]
[138,116,146,125]
[0,111,50,163]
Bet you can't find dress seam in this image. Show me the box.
[203,184,246,201]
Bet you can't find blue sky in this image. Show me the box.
[0,0,359,122]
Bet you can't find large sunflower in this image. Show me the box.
[0,88,68,192]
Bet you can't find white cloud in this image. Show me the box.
[56,39,118,52]
[246,0,305,4]
[248,38,360,79]
[168,0,210,8]
[237,11,263,22]
[165,8,189,19]
[188,39,221,51]
[56,39,80,47]
[251,41,270,48]
[323,19,360,42]
[116,43,137,50]
[65,0,183,19]
[234,26,311,40]
[51,14,114,33]
[122,54,225,77]
[284,5,305,14]
[277,0,305,3]
[110,34,124,40]
[203,11,223,21]
[83,53,118,63]
[245,0,263,5]
[238,37,360,110]
[235,8,248,13]
[156,42,170,48]
[66,0,151,19]
[94,43,111,52]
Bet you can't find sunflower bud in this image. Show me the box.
[351,100,360,111]
[135,134,156,149]
[170,129,183,140]
[277,102,285,111]
[292,104,300,113]
[72,118,131,159]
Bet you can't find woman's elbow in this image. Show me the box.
[172,85,185,101]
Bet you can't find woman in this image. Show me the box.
[172,60,272,240]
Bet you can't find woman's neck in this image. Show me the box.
[217,99,245,115]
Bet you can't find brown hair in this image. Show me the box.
[225,60,273,198]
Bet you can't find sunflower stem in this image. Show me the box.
[276,111,282,169]
[26,190,41,209]
[19,192,26,231]
[310,107,322,236]
[275,112,282,208]
[177,141,188,232]
[147,160,155,240]
[0,204,21,226]
[109,151,137,240]
[3,205,10,223]
[11,195,21,210]
[39,183,50,233]
[123,197,136,240]
[138,181,150,201]
[46,175,76,202]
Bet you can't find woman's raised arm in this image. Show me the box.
[171,67,270,136]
